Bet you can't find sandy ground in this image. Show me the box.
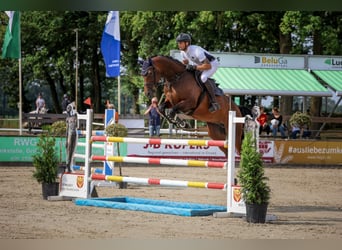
[0,165,341,239]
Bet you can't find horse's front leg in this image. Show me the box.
[158,100,174,121]
[158,101,168,114]
[167,101,193,129]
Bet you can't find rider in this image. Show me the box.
[176,33,220,113]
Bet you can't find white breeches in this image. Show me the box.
[200,60,219,82]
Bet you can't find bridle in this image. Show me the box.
[141,58,160,90]
[142,57,188,91]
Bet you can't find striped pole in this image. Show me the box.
[77,130,105,136]
[91,136,227,148]
[91,174,226,190]
[92,155,226,168]
[72,165,103,174]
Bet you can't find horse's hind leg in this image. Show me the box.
[207,122,227,156]
[207,121,242,156]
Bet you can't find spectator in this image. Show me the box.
[144,97,162,137]
[270,107,286,139]
[290,124,311,139]
[290,124,301,139]
[256,106,270,136]
[35,92,45,112]
[302,127,312,139]
[62,94,71,113]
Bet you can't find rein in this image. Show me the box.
[163,70,187,90]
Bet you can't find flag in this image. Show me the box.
[1,11,21,59]
[101,11,120,77]
[84,97,92,106]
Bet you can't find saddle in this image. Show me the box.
[193,71,224,96]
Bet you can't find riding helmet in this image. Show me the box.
[176,33,191,43]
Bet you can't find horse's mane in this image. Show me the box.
[153,55,184,67]
[141,55,184,75]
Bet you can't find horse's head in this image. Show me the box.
[140,57,161,99]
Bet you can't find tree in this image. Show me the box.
[281,11,342,129]
[1,11,342,117]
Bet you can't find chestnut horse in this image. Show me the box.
[141,55,243,155]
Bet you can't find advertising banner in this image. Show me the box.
[231,185,246,214]
[2,136,341,165]
[59,173,87,198]
[170,50,305,69]
[0,136,104,163]
[126,139,274,163]
[273,140,342,165]
[308,56,342,70]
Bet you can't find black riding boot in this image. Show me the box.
[204,80,220,113]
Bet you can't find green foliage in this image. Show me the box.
[50,120,67,137]
[238,132,270,205]
[2,11,342,114]
[289,111,311,128]
[32,134,59,184]
[105,123,128,137]
[41,124,51,131]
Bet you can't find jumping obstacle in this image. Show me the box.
[91,155,226,168]
[90,136,229,168]
[62,109,247,217]
[91,174,226,189]
[91,136,227,148]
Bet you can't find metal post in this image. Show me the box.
[75,29,79,111]
[19,58,22,135]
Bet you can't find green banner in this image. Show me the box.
[0,136,127,163]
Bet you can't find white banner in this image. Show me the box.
[170,50,305,69]
[308,56,342,70]
[126,139,274,163]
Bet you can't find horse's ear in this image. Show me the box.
[140,57,154,76]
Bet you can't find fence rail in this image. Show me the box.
[282,115,342,124]
[1,113,342,138]
[22,113,67,125]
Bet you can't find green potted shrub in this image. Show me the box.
[105,123,128,138]
[32,134,59,199]
[50,120,67,174]
[237,131,271,223]
[289,111,312,139]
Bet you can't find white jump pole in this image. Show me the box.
[82,109,93,198]
[227,111,235,212]
[214,110,246,217]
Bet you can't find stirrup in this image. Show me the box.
[209,102,220,113]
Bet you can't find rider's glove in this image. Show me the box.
[186,64,196,71]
